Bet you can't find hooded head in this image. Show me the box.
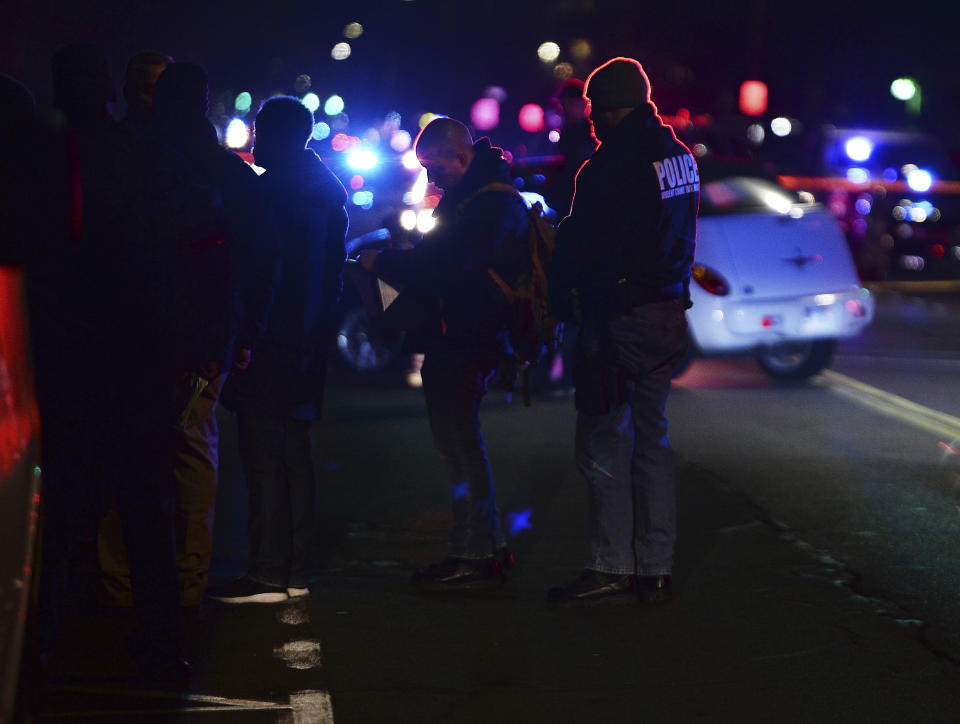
[584,57,652,142]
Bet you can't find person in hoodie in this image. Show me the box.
[97,61,274,609]
[546,58,697,605]
[359,117,529,587]
[209,96,347,604]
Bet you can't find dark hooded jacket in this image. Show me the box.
[550,102,698,323]
[375,137,530,358]
[227,149,347,419]
[151,113,274,370]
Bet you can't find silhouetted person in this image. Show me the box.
[97,61,270,610]
[359,117,529,587]
[209,96,346,603]
[548,58,697,605]
[121,50,172,130]
[548,78,595,217]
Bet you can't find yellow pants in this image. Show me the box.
[98,372,227,607]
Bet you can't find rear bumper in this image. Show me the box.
[689,286,875,353]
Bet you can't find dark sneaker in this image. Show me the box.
[411,555,507,588]
[208,576,289,604]
[637,574,672,604]
[548,569,636,604]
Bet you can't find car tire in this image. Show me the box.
[334,306,400,372]
[756,339,836,380]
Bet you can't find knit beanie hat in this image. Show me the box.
[584,57,650,110]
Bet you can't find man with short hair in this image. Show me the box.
[359,117,529,587]
[122,50,172,129]
[209,96,347,604]
[548,57,698,604]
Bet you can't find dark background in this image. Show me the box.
[3,0,958,160]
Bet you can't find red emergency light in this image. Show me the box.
[739,81,768,116]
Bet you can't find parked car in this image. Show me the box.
[682,160,875,378]
[0,266,42,722]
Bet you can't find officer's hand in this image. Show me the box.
[359,250,380,272]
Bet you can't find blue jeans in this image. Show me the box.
[421,353,506,558]
[574,301,687,576]
[238,412,316,588]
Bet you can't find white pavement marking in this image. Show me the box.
[816,369,960,440]
[274,638,324,670]
[45,687,336,720]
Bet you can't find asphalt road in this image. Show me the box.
[671,285,960,659]
[33,285,960,722]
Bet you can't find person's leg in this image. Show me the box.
[284,418,316,590]
[575,402,636,575]
[174,372,227,605]
[627,368,676,577]
[421,354,504,559]
[237,411,289,587]
[111,391,184,673]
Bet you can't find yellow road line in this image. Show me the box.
[816,369,960,440]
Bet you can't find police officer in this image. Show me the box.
[547,57,698,604]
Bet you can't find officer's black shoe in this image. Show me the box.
[637,574,672,604]
[411,554,507,588]
[548,569,635,604]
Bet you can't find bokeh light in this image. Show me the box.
[225,118,250,149]
[845,136,873,162]
[890,77,917,101]
[484,86,508,103]
[234,92,252,114]
[419,112,438,129]
[352,190,374,208]
[301,93,320,113]
[324,95,345,116]
[399,209,417,230]
[344,22,363,39]
[311,122,331,140]
[739,80,768,116]
[518,103,545,133]
[350,175,364,190]
[331,42,352,61]
[846,167,870,184]
[746,123,765,144]
[417,209,437,233]
[471,97,500,131]
[294,74,311,94]
[347,149,378,170]
[570,38,591,61]
[390,130,412,152]
[906,168,933,192]
[770,117,792,137]
[401,150,421,171]
[553,62,574,80]
[548,129,561,143]
[537,42,560,63]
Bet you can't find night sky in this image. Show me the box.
[3,0,958,159]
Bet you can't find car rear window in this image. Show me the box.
[700,176,801,216]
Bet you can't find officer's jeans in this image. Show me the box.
[421,353,506,559]
[574,301,687,576]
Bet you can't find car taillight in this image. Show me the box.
[692,263,730,296]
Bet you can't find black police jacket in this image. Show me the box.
[550,103,698,323]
